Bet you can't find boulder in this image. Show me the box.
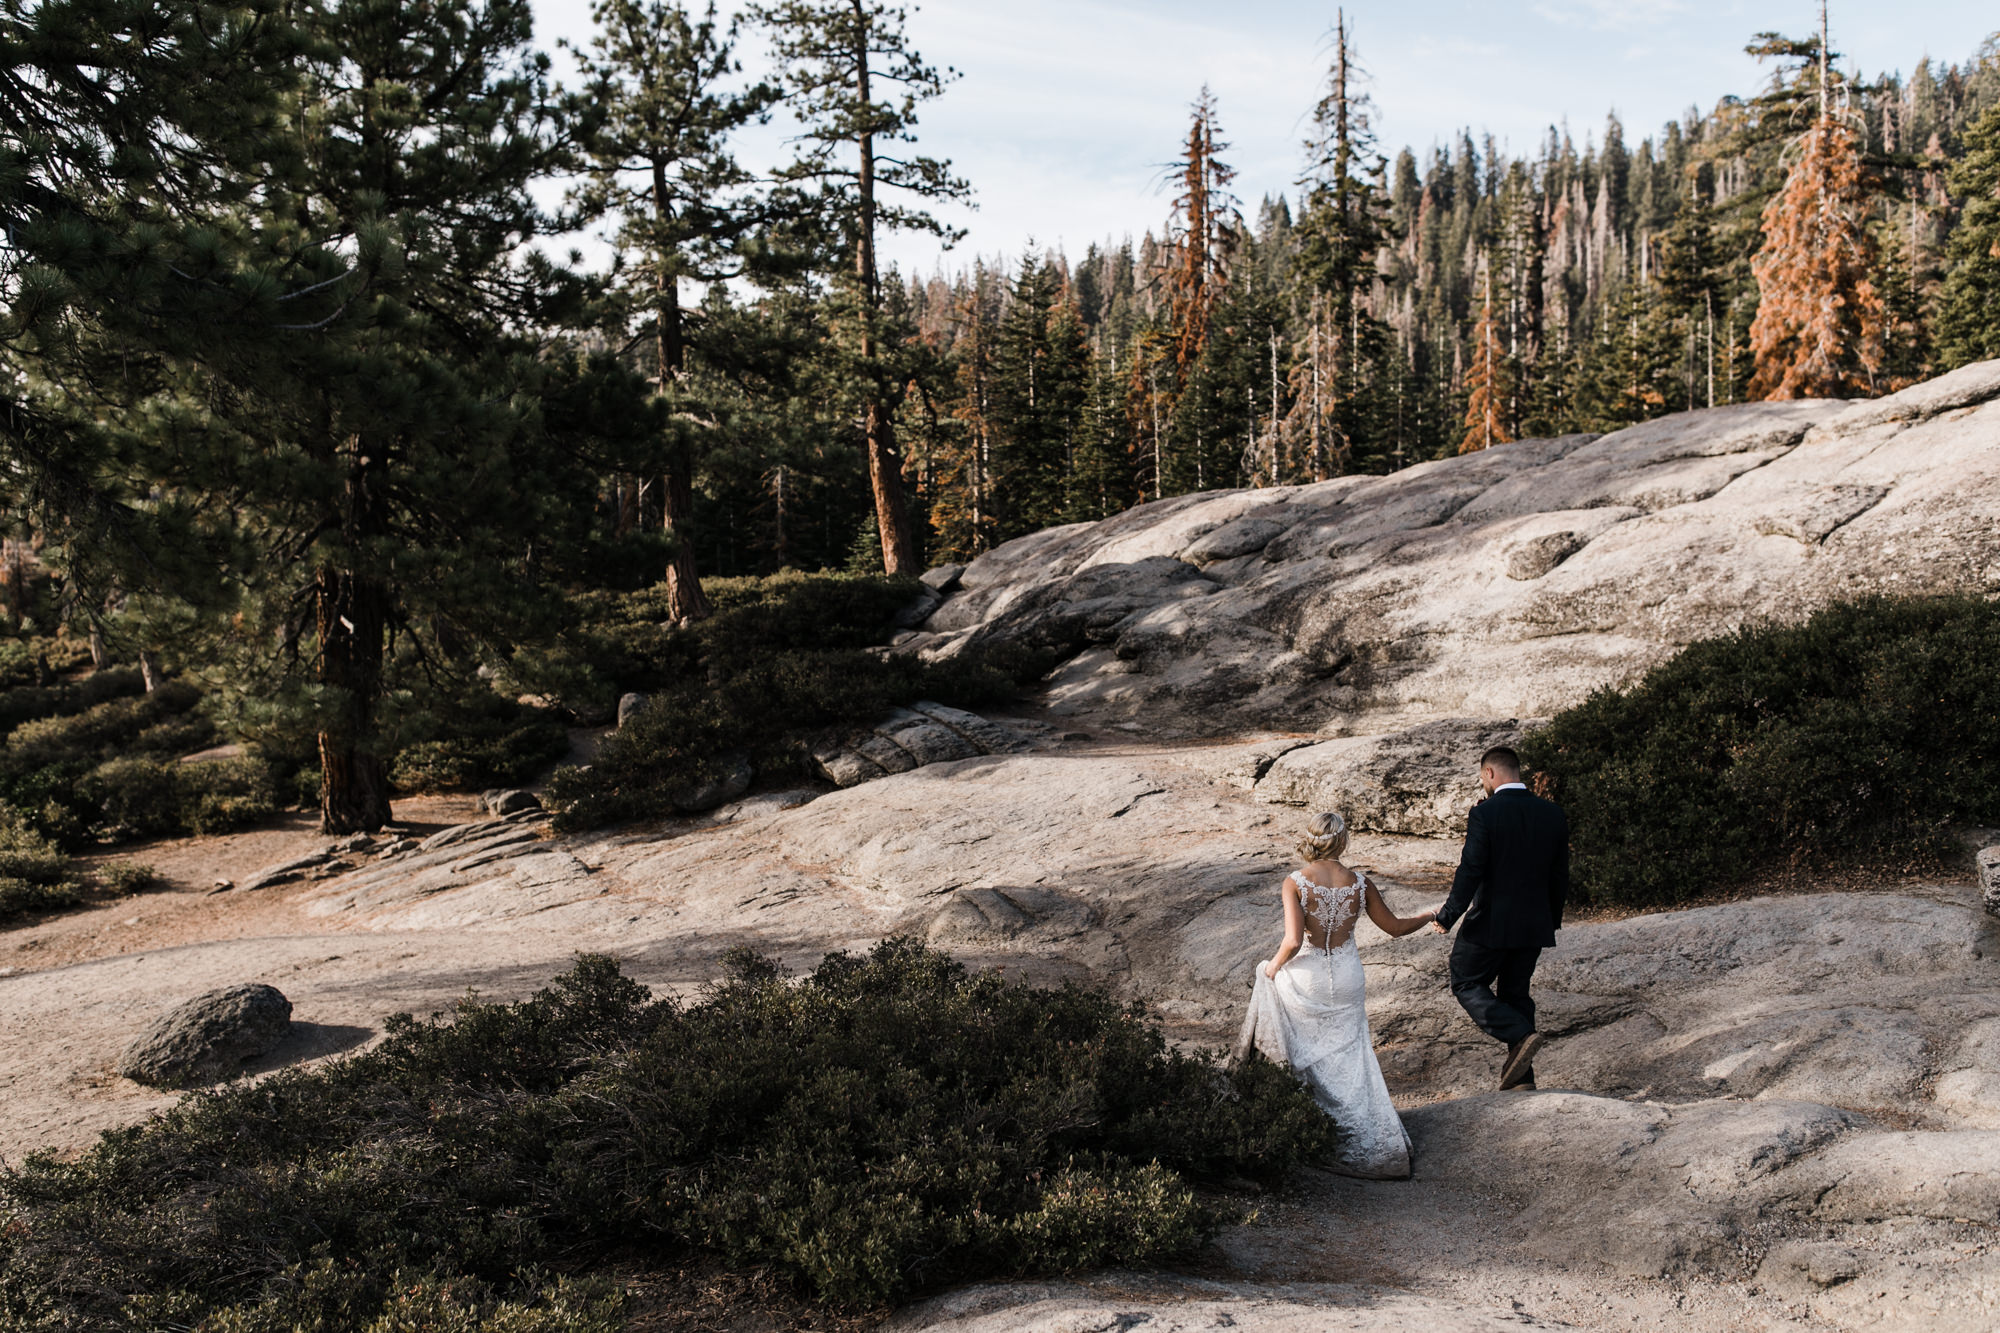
[117,984,293,1087]
[238,850,337,892]
[1979,845,2000,917]
[894,584,945,629]
[1180,516,1287,565]
[482,789,543,817]
[813,745,885,788]
[1253,719,1526,836]
[911,700,1033,755]
[919,562,966,592]
[811,704,1035,788]
[1931,1017,2000,1127]
[876,709,981,765]
[616,691,649,729]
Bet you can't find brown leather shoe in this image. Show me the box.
[1499,1033,1545,1090]
[1509,1078,1537,1092]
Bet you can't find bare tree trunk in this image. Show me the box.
[852,4,919,575]
[138,651,162,693]
[88,626,107,669]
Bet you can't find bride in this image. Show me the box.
[1233,810,1435,1179]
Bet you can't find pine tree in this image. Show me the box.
[753,0,970,575]
[0,0,302,615]
[569,0,782,622]
[1746,5,1887,399]
[1459,266,1512,452]
[1747,116,1887,398]
[1934,98,2000,368]
[1286,10,1392,478]
[1163,87,1239,383]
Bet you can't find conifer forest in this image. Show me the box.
[4,0,2000,828]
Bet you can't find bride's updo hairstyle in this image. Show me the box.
[1296,811,1350,863]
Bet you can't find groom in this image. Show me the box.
[1429,745,1570,1091]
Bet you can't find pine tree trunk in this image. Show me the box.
[853,16,918,576]
[315,564,392,833]
[654,162,712,622]
[138,650,161,693]
[315,455,393,834]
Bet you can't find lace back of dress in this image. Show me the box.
[1292,869,1365,950]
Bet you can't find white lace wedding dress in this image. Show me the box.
[1233,869,1413,1179]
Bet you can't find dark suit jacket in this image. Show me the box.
[1435,787,1570,949]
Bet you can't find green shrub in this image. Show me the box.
[1521,595,2000,906]
[0,636,94,692]
[0,806,77,923]
[0,680,281,847]
[77,756,279,841]
[0,665,146,739]
[385,693,569,794]
[95,862,162,896]
[536,572,1053,831]
[5,680,205,764]
[0,943,1335,1327]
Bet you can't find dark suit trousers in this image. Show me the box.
[1449,937,1541,1044]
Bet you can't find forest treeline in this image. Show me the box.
[898,20,2000,560]
[2,0,1999,830]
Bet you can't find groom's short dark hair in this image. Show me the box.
[1480,745,1521,776]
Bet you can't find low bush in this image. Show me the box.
[385,692,570,795]
[538,573,1054,831]
[0,665,146,739]
[80,756,281,841]
[0,636,93,692]
[0,807,78,923]
[1521,595,2000,906]
[0,942,1335,1327]
[94,861,162,896]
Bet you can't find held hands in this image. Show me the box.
[1428,903,1449,934]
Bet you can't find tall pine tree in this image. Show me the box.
[1935,98,2000,368]
[570,0,782,622]
[753,0,970,574]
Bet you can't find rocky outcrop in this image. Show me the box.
[904,363,2000,745]
[1251,718,1528,835]
[117,984,292,1087]
[812,701,1036,788]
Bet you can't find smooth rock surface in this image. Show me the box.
[913,367,2000,739]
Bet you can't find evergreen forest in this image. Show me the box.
[3,0,2000,831]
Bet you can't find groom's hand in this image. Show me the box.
[1428,905,1449,934]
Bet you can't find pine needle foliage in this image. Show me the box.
[1934,97,2000,369]
[1522,596,2000,907]
[1747,117,1888,399]
[1458,270,1513,453]
[0,944,1337,1325]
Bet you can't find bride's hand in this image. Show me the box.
[1260,959,1276,979]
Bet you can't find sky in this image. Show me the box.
[529,1,1998,276]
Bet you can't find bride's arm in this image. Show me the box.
[1364,881,1437,938]
[1261,879,1306,978]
